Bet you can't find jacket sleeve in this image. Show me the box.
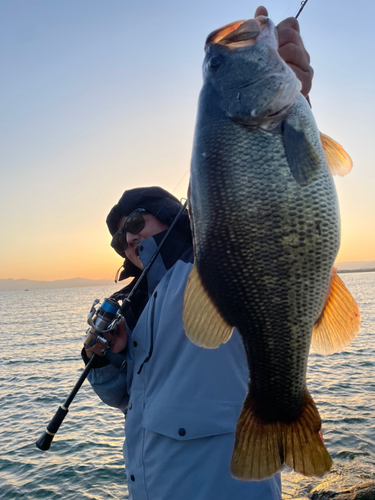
[87,363,129,410]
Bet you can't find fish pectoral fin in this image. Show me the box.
[320,132,353,176]
[282,119,320,186]
[183,263,233,348]
[231,390,332,480]
[311,268,361,355]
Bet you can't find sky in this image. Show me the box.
[1,0,374,281]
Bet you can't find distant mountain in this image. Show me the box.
[2,261,374,292]
[335,261,375,271]
[0,278,119,292]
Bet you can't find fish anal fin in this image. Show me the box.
[231,390,332,480]
[183,263,233,348]
[312,268,361,355]
[320,132,353,176]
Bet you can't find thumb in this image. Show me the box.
[254,6,268,17]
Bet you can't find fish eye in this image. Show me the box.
[208,55,223,69]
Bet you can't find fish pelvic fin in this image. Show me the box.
[320,132,353,176]
[183,263,233,348]
[231,390,332,480]
[311,268,361,355]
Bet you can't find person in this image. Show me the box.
[83,6,313,499]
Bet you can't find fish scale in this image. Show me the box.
[192,121,336,421]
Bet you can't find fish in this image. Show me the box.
[183,16,360,480]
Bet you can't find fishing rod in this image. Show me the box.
[35,298,126,451]
[36,199,188,451]
[295,0,310,19]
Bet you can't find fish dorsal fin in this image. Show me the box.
[320,132,353,176]
[183,263,233,348]
[311,268,360,355]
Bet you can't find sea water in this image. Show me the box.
[0,274,374,499]
[282,272,375,498]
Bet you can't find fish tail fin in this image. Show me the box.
[231,390,332,480]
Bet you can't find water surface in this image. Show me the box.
[0,274,374,499]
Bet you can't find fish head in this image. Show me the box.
[202,16,302,129]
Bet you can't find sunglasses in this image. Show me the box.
[111,208,147,257]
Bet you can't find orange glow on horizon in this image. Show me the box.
[2,235,374,282]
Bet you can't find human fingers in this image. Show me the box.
[114,317,128,353]
[279,43,314,90]
[85,339,108,358]
[277,16,300,34]
[105,318,128,353]
[254,6,268,17]
[278,44,314,96]
[286,63,313,97]
[277,21,309,62]
[277,17,313,97]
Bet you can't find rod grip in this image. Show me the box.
[36,405,69,451]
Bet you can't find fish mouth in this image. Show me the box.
[248,68,301,125]
[265,100,294,119]
[235,74,269,89]
[205,16,270,50]
[251,95,296,128]
[134,245,140,257]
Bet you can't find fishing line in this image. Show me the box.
[152,168,190,220]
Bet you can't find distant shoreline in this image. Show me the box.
[337,268,375,274]
[0,278,120,292]
[1,268,373,292]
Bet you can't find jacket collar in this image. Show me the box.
[139,229,192,296]
[112,229,193,331]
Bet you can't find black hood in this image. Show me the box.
[106,186,191,280]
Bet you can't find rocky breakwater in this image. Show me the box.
[310,481,375,499]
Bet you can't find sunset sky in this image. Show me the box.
[1,0,374,281]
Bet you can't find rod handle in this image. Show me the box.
[103,349,127,370]
[36,405,69,451]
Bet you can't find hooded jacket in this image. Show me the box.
[87,187,281,500]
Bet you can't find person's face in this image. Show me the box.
[117,212,169,270]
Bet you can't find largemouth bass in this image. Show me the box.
[183,16,360,480]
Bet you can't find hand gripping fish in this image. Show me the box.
[183,16,360,480]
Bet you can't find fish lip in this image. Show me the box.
[253,101,294,130]
[134,244,139,257]
[235,75,269,89]
[250,71,301,122]
[234,67,284,90]
[266,102,293,118]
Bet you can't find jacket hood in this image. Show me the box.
[106,186,191,280]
